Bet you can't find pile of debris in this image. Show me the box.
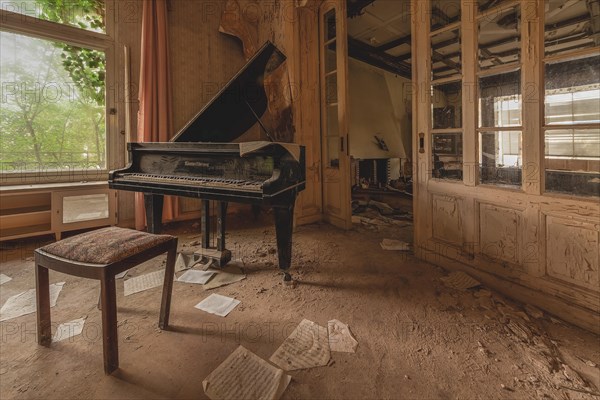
[352,200,412,228]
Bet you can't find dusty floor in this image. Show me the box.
[1,212,599,400]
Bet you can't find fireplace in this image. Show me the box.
[353,158,401,189]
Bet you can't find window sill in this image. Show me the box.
[0,181,108,194]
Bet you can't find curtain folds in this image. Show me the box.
[135,0,178,231]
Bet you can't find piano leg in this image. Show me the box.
[273,198,296,285]
[216,201,228,252]
[201,200,210,248]
[144,194,164,234]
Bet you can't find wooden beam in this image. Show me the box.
[432,50,461,73]
[397,10,591,64]
[376,33,411,52]
[347,0,376,18]
[347,36,412,78]
[431,6,460,31]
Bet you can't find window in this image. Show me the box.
[544,0,600,197]
[419,0,599,200]
[477,1,522,188]
[546,86,600,126]
[430,0,463,181]
[321,8,340,169]
[0,0,112,184]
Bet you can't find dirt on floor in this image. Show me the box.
[0,211,599,400]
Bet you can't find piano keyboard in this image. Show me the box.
[116,173,264,192]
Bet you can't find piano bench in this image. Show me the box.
[33,227,178,375]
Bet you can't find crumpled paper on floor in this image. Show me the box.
[203,345,291,400]
[0,274,12,285]
[124,270,165,296]
[380,239,410,251]
[440,271,481,291]
[195,293,240,317]
[328,319,358,353]
[0,282,65,321]
[269,319,330,371]
[175,252,202,272]
[203,262,246,290]
[177,269,216,285]
[53,317,86,342]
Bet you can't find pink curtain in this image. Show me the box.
[135,0,178,230]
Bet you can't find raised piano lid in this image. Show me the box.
[170,41,286,143]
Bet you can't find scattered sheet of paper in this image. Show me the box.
[203,262,246,290]
[195,294,240,317]
[0,282,65,322]
[0,273,12,285]
[328,319,358,353]
[124,270,165,296]
[175,252,201,272]
[203,346,291,400]
[53,317,86,342]
[177,269,216,285]
[115,270,129,279]
[380,239,410,251]
[269,319,330,371]
[440,271,481,291]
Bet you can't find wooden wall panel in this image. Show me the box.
[545,216,599,291]
[479,203,519,265]
[294,3,323,225]
[168,2,246,136]
[432,194,463,246]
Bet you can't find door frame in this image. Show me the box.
[318,0,352,230]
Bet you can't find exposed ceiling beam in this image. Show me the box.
[347,36,412,78]
[395,36,460,62]
[376,34,411,52]
[431,6,456,28]
[547,0,580,20]
[431,7,460,31]
[347,0,377,19]
[586,0,600,45]
[432,33,595,74]
[427,13,592,66]
[351,3,593,71]
[545,13,591,32]
[432,50,461,73]
[479,0,504,13]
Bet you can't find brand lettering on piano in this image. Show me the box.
[184,161,211,168]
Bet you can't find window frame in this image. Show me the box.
[541,2,600,197]
[0,5,116,186]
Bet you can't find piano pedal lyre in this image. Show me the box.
[194,200,232,268]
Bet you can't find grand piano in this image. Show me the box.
[109,42,305,282]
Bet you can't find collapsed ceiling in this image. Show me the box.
[346,0,600,79]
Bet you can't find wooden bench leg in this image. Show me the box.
[100,275,119,375]
[159,241,178,330]
[35,263,52,346]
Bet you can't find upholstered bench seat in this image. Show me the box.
[35,227,178,374]
[41,227,174,265]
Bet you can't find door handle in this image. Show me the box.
[340,137,345,153]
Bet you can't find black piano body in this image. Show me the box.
[109,42,305,281]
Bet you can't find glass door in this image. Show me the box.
[319,0,351,229]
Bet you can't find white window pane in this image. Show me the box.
[0,0,106,33]
[63,194,109,224]
[0,31,106,175]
